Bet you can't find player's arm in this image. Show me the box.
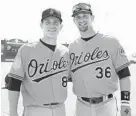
[67,55,72,82]
[7,75,22,116]
[111,39,131,116]
[7,46,25,116]
[8,91,19,116]
[67,45,72,82]
[117,67,131,116]
[118,67,131,100]
[111,39,131,103]
[67,76,72,82]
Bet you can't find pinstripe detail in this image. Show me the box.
[8,73,24,81]
[116,62,130,72]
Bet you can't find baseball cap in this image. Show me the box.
[72,3,92,17]
[41,8,62,23]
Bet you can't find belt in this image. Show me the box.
[81,94,113,104]
[43,103,59,105]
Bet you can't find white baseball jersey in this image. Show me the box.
[69,33,130,97]
[8,40,70,107]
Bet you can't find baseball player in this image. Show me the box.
[68,3,132,116]
[5,8,70,116]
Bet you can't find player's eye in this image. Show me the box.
[83,14,89,19]
[53,21,59,25]
[75,14,89,20]
[44,21,50,25]
[75,16,81,20]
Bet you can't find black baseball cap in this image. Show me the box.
[41,8,62,23]
[72,3,92,17]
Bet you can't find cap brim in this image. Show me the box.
[72,10,91,17]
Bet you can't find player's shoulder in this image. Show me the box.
[98,33,119,45]
[24,41,38,47]
[19,41,39,54]
[22,41,39,49]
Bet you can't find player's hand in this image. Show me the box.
[10,113,19,116]
[9,110,19,116]
[121,105,131,116]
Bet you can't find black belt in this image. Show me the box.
[43,103,59,105]
[81,94,113,104]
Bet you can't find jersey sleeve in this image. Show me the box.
[8,46,25,81]
[112,40,130,72]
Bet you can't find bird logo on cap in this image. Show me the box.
[74,4,84,12]
[73,3,91,14]
[50,9,54,15]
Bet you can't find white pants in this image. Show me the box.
[75,97,119,116]
[23,103,66,116]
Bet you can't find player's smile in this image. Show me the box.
[78,22,88,32]
[78,22,88,26]
[48,28,57,32]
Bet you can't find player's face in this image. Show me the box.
[74,13,93,32]
[41,17,62,38]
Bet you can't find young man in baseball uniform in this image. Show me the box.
[5,8,69,116]
[69,3,131,116]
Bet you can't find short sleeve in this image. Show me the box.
[8,47,25,81]
[112,40,130,72]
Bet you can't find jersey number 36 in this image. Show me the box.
[95,67,111,79]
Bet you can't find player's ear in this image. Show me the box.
[40,21,43,28]
[73,18,76,23]
[59,23,63,30]
[91,15,94,21]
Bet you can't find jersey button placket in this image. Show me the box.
[51,52,56,104]
[48,51,55,108]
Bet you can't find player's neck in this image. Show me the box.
[80,27,96,38]
[41,36,57,45]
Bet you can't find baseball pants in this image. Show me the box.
[75,96,119,116]
[23,103,66,116]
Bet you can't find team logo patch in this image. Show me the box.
[73,3,90,13]
[75,5,83,12]
[50,9,54,15]
[119,47,126,57]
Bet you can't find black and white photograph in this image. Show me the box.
[1,0,136,116]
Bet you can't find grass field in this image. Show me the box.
[1,62,136,116]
